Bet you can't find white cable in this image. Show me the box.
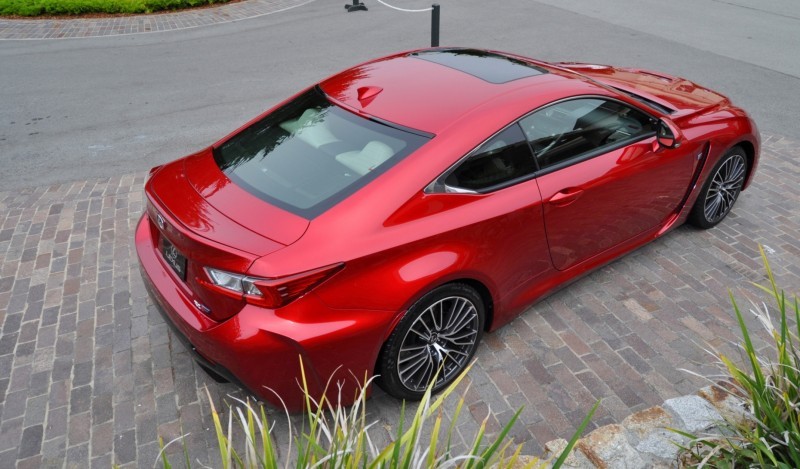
[373,0,434,13]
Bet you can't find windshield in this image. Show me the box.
[612,86,675,115]
[214,87,430,218]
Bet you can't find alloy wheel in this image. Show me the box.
[704,153,746,224]
[396,296,480,393]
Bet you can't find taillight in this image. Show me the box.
[201,263,344,309]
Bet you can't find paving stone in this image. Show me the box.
[23,394,49,427]
[0,332,16,356]
[0,449,18,469]
[69,385,92,415]
[0,417,23,453]
[91,421,113,457]
[72,361,93,387]
[91,392,113,424]
[3,313,22,336]
[65,442,89,468]
[18,424,43,459]
[2,389,27,421]
[45,406,69,442]
[0,127,798,468]
[113,400,135,434]
[114,429,137,465]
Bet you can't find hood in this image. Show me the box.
[556,62,729,118]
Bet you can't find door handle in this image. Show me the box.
[549,188,584,206]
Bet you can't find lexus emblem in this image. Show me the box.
[156,213,166,230]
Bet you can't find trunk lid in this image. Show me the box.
[148,151,292,257]
[182,148,310,248]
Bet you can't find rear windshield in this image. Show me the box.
[214,87,430,218]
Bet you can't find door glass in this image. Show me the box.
[444,124,536,191]
[519,98,656,169]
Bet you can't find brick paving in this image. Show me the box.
[0,0,310,40]
[0,133,798,467]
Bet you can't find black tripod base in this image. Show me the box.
[344,2,368,11]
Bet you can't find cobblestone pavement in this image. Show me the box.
[0,0,310,40]
[0,134,798,468]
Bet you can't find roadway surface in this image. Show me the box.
[1,0,799,190]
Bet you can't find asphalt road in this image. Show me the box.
[1,0,798,190]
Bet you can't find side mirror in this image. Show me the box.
[656,119,681,149]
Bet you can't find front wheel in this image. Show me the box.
[377,283,485,400]
[688,146,748,229]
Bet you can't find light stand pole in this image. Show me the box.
[431,4,440,47]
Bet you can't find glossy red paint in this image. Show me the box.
[554,62,730,118]
[135,48,760,409]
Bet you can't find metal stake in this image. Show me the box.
[431,4,440,47]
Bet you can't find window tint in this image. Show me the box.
[444,124,536,191]
[214,87,429,218]
[519,98,656,169]
[411,49,548,84]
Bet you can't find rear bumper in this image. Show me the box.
[135,213,393,410]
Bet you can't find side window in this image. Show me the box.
[519,98,656,170]
[444,124,536,191]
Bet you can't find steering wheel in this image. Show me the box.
[537,131,565,158]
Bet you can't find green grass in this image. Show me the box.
[155,361,599,469]
[676,246,800,468]
[0,0,231,17]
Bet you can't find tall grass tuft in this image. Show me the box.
[157,361,598,468]
[677,246,800,468]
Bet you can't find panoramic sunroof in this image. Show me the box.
[410,49,548,84]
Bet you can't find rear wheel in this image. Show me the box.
[377,283,485,400]
[689,146,747,229]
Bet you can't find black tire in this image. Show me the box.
[377,283,485,401]
[688,146,748,229]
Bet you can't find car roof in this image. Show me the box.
[319,48,601,134]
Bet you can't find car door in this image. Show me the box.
[519,97,695,271]
[430,123,552,302]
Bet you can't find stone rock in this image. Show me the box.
[663,395,722,433]
[543,438,595,468]
[490,454,545,469]
[634,429,685,466]
[696,384,753,427]
[622,406,673,443]
[520,383,748,468]
[622,405,685,464]
[577,424,646,468]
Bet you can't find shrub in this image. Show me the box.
[0,0,230,17]
[677,247,800,468]
[156,362,599,468]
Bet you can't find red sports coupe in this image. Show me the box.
[136,48,759,409]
